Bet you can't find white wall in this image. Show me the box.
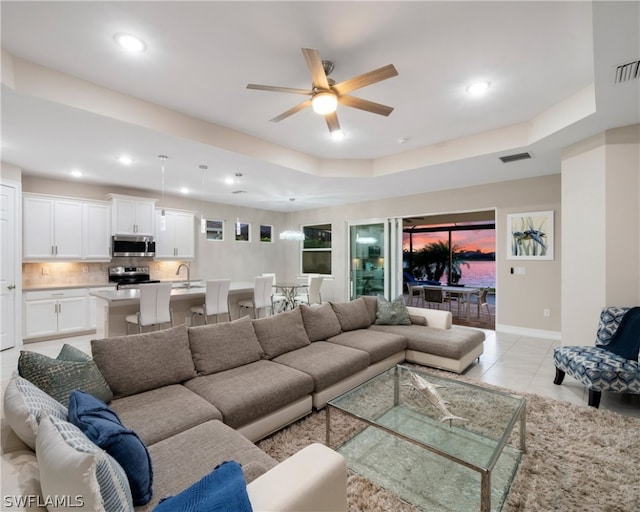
[561,124,640,345]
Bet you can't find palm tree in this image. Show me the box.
[410,241,469,284]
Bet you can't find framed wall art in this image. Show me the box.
[507,210,554,260]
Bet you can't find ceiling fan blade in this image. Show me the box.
[247,84,312,96]
[333,64,398,95]
[325,111,340,133]
[269,99,313,123]
[339,95,394,116]
[301,48,330,89]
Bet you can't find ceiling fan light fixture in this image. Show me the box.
[312,91,338,115]
[331,130,345,141]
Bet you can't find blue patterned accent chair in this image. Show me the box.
[553,307,640,408]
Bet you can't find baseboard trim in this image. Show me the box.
[495,323,561,340]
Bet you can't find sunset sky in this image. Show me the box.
[403,229,495,253]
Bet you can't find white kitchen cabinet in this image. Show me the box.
[154,209,195,259]
[108,194,156,235]
[83,201,111,260]
[23,288,89,339]
[23,195,83,260]
[88,286,116,329]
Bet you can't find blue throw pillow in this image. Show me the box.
[68,390,153,505]
[154,461,252,512]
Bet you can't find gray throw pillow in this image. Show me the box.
[375,295,412,325]
[330,298,373,331]
[299,303,342,341]
[18,344,113,407]
[91,324,196,399]
[360,295,379,325]
[252,308,310,359]
[410,314,428,326]
[188,316,264,375]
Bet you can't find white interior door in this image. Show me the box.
[1,183,18,350]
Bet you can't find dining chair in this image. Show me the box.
[238,275,274,318]
[465,287,492,320]
[294,275,324,306]
[406,283,425,307]
[125,282,173,334]
[190,279,231,325]
[262,273,287,312]
[423,287,446,309]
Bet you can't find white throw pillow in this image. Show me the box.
[3,373,68,450]
[36,415,133,512]
[1,450,47,511]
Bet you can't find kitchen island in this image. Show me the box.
[91,281,255,338]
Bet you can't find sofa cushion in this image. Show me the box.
[184,360,314,429]
[273,342,370,391]
[189,316,264,375]
[109,384,222,446]
[375,295,411,325]
[327,329,408,364]
[17,344,113,407]
[369,324,485,360]
[299,303,342,342]
[360,295,379,325]
[36,415,133,511]
[252,308,310,359]
[92,324,197,399]
[3,374,68,450]
[410,315,428,326]
[136,420,277,512]
[330,298,372,331]
[68,390,152,506]
[153,461,251,512]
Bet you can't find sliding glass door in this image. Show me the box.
[349,219,403,300]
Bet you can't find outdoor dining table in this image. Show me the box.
[274,282,308,310]
[421,284,481,320]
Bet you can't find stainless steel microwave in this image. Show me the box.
[111,235,156,257]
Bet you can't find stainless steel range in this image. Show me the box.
[108,266,160,289]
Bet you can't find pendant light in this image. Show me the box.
[279,198,306,241]
[199,165,207,234]
[158,155,168,231]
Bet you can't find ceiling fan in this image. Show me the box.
[247,48,398,133]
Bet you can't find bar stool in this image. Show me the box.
[125,282,173,334]
[238,275,273,318]
[190,279,231,325]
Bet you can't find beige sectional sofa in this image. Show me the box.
[2,296,484,511]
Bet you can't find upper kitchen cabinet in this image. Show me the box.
[23,194,112,262]
[83,201,111,260]
[154,209,195,259]
[108,194,157,235]
[23,194,83,260]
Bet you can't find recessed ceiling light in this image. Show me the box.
[398,137,409,144]
[114,33,146,53]
[180,187,189,195]
[466,81,491,95]
[118,155,133,165]
[331,130,345,141]
[225,177,236,185]
[70,169,83,178]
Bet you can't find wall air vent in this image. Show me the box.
[499,152,532,164]
[615,59,640,83]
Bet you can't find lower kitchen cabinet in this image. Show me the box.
[23,288,90,339]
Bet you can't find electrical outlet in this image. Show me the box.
[543,309,550,317]
[41,266,49,275]
[82,265,89,273]
[514,267,527,275]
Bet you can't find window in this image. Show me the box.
[235,222,250,242]
[302,223,332,274]
[260,225,273,242]
[206,220,224,241]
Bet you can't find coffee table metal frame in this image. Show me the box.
[326,365,526,512]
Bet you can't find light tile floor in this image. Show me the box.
[2,329,639,418]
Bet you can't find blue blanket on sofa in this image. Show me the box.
[605,306,640,361]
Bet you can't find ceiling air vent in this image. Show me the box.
[499,152,532,164]
[615,59,640,83]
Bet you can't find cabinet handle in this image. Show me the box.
[7,284,15,290]
[51,246,55,255]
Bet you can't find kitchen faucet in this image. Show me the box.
[176,263,191,288]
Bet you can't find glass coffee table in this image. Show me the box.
[326,365,525,512]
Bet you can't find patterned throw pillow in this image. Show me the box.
[17,344,113,407]
[37,415,133,511]
[375,295,412,325]
[3,373,68,450]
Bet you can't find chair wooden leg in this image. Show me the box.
[588,389,602,408]
[553,367,565,385]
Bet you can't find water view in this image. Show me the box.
[456,260,496,288]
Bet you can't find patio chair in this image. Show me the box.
[553,306,640,407]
